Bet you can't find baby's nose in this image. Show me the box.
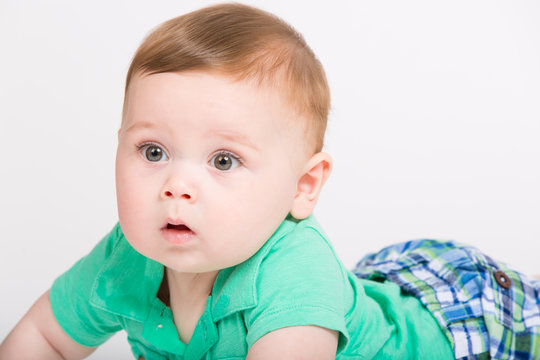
[161,169,198,202]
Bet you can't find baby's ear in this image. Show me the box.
[290,152,332,220]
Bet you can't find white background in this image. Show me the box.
[1,1,539,358]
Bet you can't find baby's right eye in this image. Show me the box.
[138,143,168,162]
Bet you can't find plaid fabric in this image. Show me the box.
[353,240,540,360]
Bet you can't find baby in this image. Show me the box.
[1,3,539,360]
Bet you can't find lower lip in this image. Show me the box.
[161,228,196,245]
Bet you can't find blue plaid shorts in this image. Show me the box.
[353,240,540,360]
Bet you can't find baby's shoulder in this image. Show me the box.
[252,217,347,291]
[264,217,340,266]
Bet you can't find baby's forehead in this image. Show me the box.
[128,71,305,125]
[131,70,304,116]
[124,70,315,155]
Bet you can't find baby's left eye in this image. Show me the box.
[210,152,241,171]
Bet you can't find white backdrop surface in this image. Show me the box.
[1,1,539,358]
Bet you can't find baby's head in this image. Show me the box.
[116,3,332,273]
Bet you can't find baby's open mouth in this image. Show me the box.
[166,223,190,231]
[161,222,195,245]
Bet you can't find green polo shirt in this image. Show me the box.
[50,216,453,359]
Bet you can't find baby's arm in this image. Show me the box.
[0,290,96,360]
[247,326,338,360]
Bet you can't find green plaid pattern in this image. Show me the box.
[353,240,540,359]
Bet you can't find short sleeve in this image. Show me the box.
[243,225,350,353]
[49,224,123,347]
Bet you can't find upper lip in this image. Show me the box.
[165,217,184,226]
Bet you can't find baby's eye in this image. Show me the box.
[211,151,241,171]
[139,144,168,162]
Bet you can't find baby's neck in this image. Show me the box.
[165,268,219,344]
[166,268,218,300]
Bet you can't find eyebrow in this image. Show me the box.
[124,121,159,133]
[207,130,260,152]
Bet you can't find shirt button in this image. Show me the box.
[157,324,163,329]
[494,270,512,289]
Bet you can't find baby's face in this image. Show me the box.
[116,71,310,273]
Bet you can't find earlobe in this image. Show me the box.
[290,152,332,220]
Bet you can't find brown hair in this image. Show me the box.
[124,3,330,152]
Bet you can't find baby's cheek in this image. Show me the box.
[116,184,147,236]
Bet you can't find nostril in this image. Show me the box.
[163,189,193,200]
